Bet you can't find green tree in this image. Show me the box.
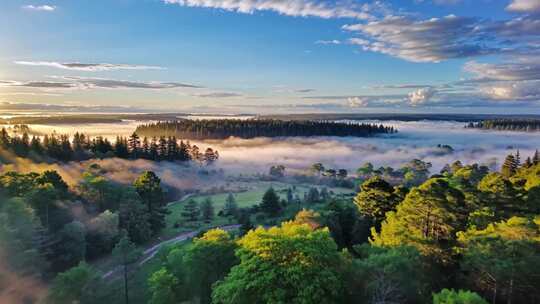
[47,262,102,304]
[183,229,238,304]
[148,268,180,304]
[118,188,152,244]
[321,200,370,250]
[372,178,467,264]
[501,154,518,177]
[223,193,238,217]
[354,177,400,225]
[0,197,47,275]
[58,221,87,270]
[432,289,488,304]
[357,162,374,177]
[113,234,142,304]
[182,199,200,221]
[133,171,167,234]
[477,173,524,218]
[260,187,281,216]
[348,245,429,304]
[201,198,215,222]
[212,222,344,304]
[456,217,540,304]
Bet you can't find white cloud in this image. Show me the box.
[163,0,375,19]
[464,60,540,81]
[22,5,56,11]
[344,13,540,63]
[0,77,202,90]
[507,0,540,13]
[347,97,369,107]
[315,40,341,45]
[14,61,164,72]
[462,57,540,101]
[408,87,436,105]
[194,92,243,98]
[344,15,500,62]
[479,81,540,101]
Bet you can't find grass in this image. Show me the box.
[161,181,355,238]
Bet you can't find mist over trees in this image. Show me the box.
[0,128,218,164]
[467,119,540,132]
[135,119,397,139]
[1,130,539,304]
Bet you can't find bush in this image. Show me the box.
[433,289,488,304]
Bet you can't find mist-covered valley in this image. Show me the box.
[14,119,540,175]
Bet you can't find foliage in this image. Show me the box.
[212,222,345,304]
[372,178,467,263]
[136,119,396,139]
[183,229,238,304]
[134,171,168,235]
[348,245,429,304]
[259,187,281,216]
[432,289,488,304]
[354,176,401,225]
[456,216,540,304]
[47,262,102,304]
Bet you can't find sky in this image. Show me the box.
[0,0,539,114]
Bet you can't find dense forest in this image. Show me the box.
[466,119,540,131]
[135,119,397,139]
[0,128,218,164]
[1,146,539,304]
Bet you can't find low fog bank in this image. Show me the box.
[204,120,540,174]
[0,156,219,194]
[7,120,540,175]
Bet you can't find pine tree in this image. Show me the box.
[533,150,540,165]
[141,137,150,159]
[182,199,200,221]
[201,198,214,222]
[128,133,141,158]
[524,157,533,168]
[501,154,517,177]
[158,137,167,160]
[224,193,238,217]
[149,137,159,161]
[515,150,521,167]
[260,187,281,216]
[178,141,191,161]
[133,171,167,235]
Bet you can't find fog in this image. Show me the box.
[15,120,540,176]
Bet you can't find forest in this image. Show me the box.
[1,141,539,304]
[466,119,540,132]
[0,128,218,164]
[135,119,397,139]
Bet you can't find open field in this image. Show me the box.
[162,181,355,238]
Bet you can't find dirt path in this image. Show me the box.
[102,224,240,280]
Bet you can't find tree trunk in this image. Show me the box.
[124,264,129,304]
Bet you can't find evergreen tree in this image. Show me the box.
[260,187,281,216]
[128,133,141,158]
[133,171,167,235]
[533,150,540,165]
[501,154,518,177]
[201,198,214,222]
[223,193,238,217]
[113,234,142,304]
[182,199,200,221]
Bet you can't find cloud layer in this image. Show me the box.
[0,77,201,90]
[163,0,376,19]
[22,4,55,11]
[14,61,164,72]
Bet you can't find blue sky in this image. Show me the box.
[0,0,539,114]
